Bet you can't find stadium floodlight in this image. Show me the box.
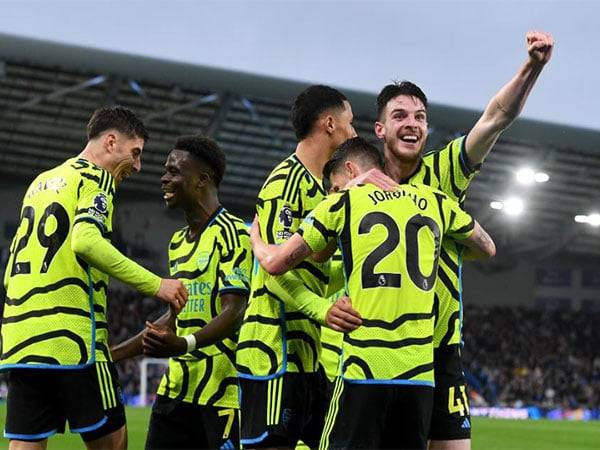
[503,197,525,216]
[489,198,525,216]
[516,167,549,185]
[589,214,600,226]
[516,168,535,185]
[574,213,600,227]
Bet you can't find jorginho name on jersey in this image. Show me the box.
[300,183,475,385]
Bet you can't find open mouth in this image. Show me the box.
[400,135,419,143]
[163,191,175,201]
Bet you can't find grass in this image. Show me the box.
[1,404,599,449]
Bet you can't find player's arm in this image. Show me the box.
[440,192,496,260]
[71,177,187,312]
[110,309,173,362]
[465,30,554,165]
[71,222,187,312]
[144,226,252,357]
[254,195,362,331]
[458,221,496,260]
[251,226,313,276]
[142,292,248,357]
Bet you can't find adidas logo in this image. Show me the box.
[461,418,471,429]
[220,439,235,450]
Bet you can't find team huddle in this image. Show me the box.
[0,31,553,450]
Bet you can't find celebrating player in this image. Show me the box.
[363,30,553,449]
[250,137,495,449]
[236,85,361,449]
[1,107,187,449]
[111,135,252,449]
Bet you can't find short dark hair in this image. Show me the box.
[86,106,149,141]
[291,85,347,141]
[174,134,226,187]
[376,81,428,121]
[323,136,384,188]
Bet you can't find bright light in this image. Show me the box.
[574,213,600,227]
[588,214,600,227]
[490,201,504,210]
[503,197,525,216]
[516,168,535,185]
[516,167,550,185]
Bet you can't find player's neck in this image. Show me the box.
[295,136,335,180]
[185,193,220,236]
[384,153,421,183]
[79,143,107,170]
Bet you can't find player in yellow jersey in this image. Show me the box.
[111,135,252,449]
[236,85,361,448]
[1,107,187,449]
[250,137,495,449]
[361,30,554,449]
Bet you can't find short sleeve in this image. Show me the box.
[217,226,252,296]
[429,136,480,204]
[299,192,346,254]
[442,195,476,241]
[73,168,114,236]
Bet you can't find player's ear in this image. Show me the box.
[324,114,335,136]
[346,160,359,179]
[103,132,118,153]
[197,171,211,188]
[374,121,386,142]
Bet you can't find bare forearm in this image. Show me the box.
[466,31,554,165]
[110,310,171,361]
[193,304,246,347]
[254,234,312,275]
[462,221,496,260]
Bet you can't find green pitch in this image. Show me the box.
[1,404,599,449]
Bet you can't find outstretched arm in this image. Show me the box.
[465,30,554,166]
[460,221,496,260]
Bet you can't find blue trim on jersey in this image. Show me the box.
[209,206,225,227]
[0,361,93,371]
[343,378,435,387]
[0,267,98,372]
[238,300,287,380]
[458,248,465,347]
[71,415,107,433]
[88,266,97,366]
[240,431,269,445]
[4,428,58,440]
[458,135,481,175]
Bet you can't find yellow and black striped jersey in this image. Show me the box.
[320,252,345,382]
[406,137,479,348]
[300,183,475,384]
[157,207,252,408]
[1,157,115,368]
[237,154,330,377]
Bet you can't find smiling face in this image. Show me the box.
[106,132,145,184]
[374,94,428,164]
[160,149,201,210]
